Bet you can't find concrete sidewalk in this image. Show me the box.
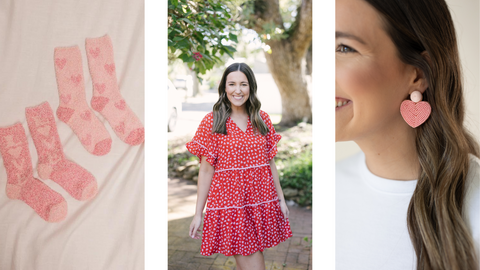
[168,177,312,270]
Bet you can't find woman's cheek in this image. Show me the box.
[337,57,381,97]
[337,58,396,131]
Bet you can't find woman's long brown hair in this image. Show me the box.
[212,63,269,135]
[364,0,480,269]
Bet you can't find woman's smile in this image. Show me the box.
[336,97,351,110]
[233,95,244,100]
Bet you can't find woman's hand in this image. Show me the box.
[280,199,289,220]
[269,159,289,220]
[190,156,215,239]
[189,213,203,239]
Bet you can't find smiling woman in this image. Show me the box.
[335,0,480,269]
[185,63,292,270]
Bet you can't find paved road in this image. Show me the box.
[168,91,218,141]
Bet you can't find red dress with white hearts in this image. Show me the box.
[186,110,292,256]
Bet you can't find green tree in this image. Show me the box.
[168,0,239,82]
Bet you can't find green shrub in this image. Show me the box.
[279,147,312,206]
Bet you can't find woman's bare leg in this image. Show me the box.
[234,251,265,270]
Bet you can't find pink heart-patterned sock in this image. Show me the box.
[0,123,67,222]
[54,45,112,155]
[26,102,98,201]
[86,35,144,145]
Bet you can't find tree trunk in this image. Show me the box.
[306,42,312,76]
[244,0,312,126]
[191,70,200,97]
[265,40,311,126]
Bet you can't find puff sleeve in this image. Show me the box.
[185,112,218,167]
[261,111,282,161]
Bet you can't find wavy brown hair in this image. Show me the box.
[364,0,480,269]
[212,63,269,135]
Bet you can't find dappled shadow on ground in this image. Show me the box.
[168,177,198,221]
[168,205,312,270]
[168,119,313,269]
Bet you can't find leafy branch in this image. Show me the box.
[168,0,239,82]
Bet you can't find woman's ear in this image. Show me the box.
[409,51,430,94]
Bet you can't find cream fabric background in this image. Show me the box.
[336,0,480,161]
[0,0,144,269]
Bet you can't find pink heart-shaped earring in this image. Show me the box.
[400,91,431,128]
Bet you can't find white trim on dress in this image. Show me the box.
[215,163,270,172]
[191,140,216,160]
[266,133,280,154]
[206,198,279,211]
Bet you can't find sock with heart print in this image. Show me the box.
[86,35,144,145]
[0,122,67,222]
[26,101,98,201]
[54,45,112,155]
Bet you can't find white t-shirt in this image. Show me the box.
[336,152,480,270]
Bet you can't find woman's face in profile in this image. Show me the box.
[335,0,416,142]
